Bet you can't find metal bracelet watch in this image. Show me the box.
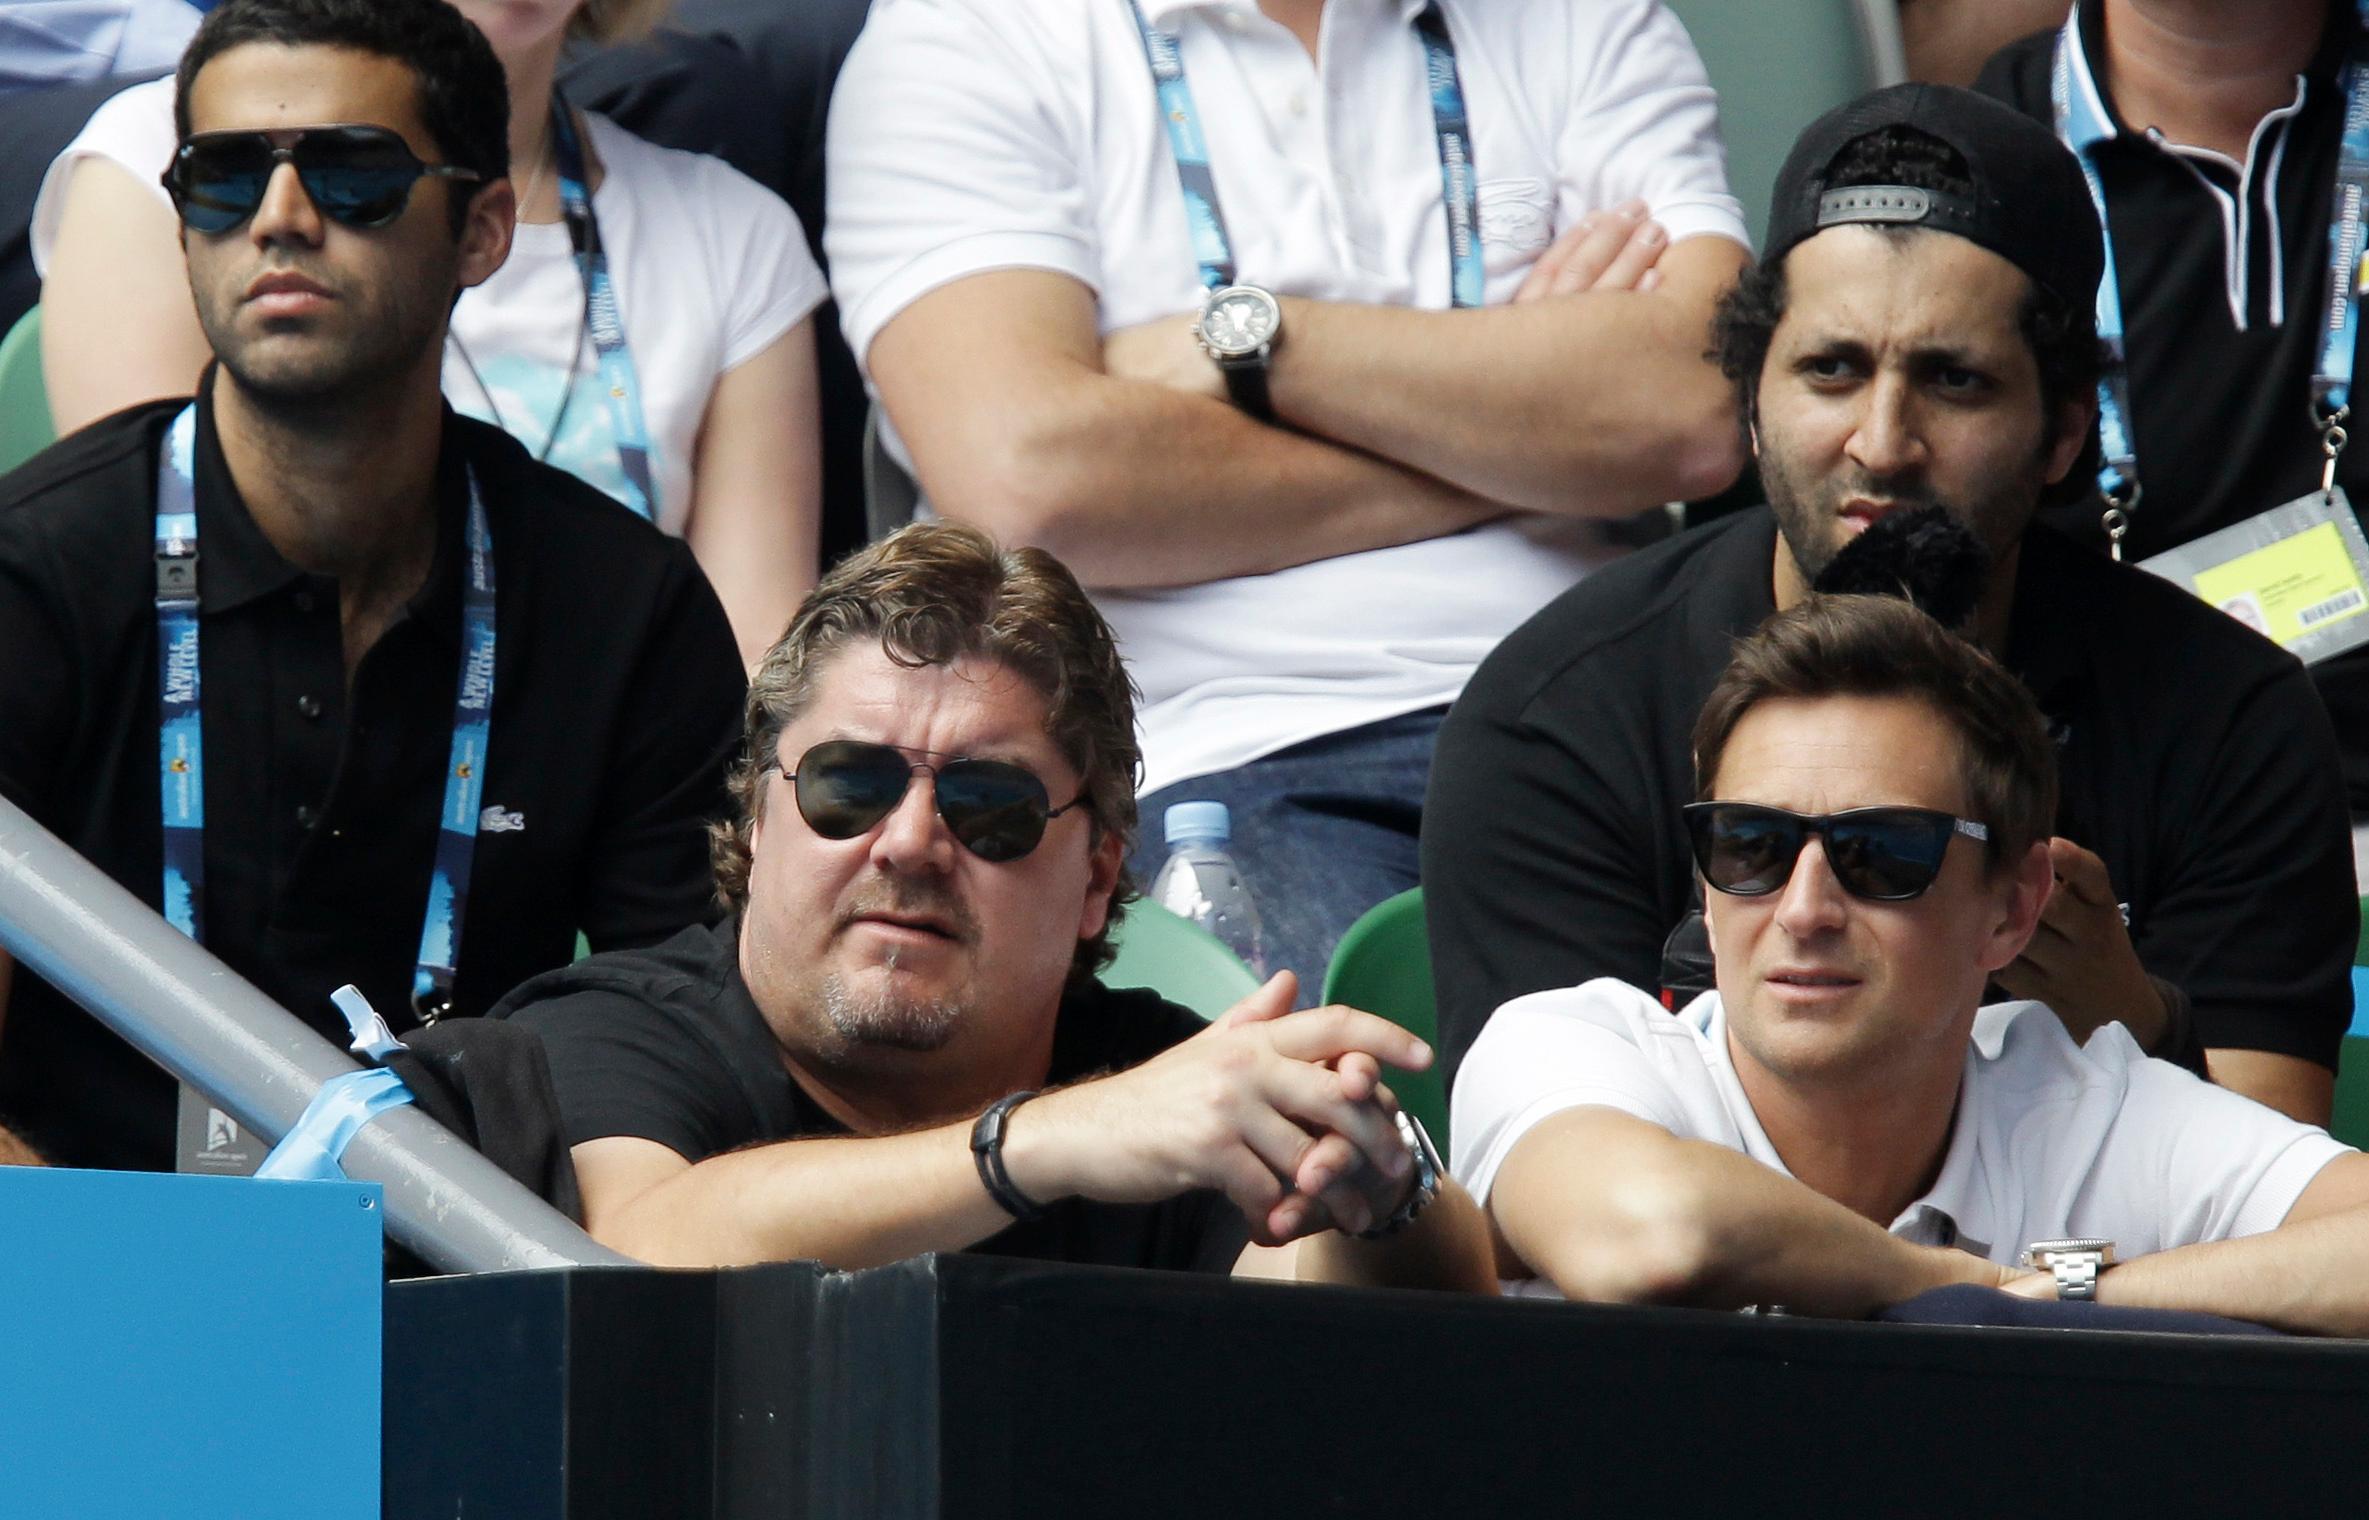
[1354,1110,1443,1240]
[1192,283,1282,421]
[2019,1238,2116,1301]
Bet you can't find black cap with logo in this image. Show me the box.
[1763,82,2104,311]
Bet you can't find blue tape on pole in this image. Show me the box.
[257,1068,417,1183]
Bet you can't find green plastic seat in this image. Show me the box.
[1102,900,1260,1022]
[0,305,54,476]
[1321,888,1448,1150]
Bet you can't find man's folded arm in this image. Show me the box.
[1267,234,1750,515]
[2065,1153,2369,1335]
[1488,1106,2006,1315]
[867,269,1504,589]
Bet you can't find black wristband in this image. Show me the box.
[970,1090,1046,1223]
[2145,974,2208,1077]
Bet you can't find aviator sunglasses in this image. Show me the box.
[1681,802,1991,903]
[164,125,484,234]
[769,740,1090,863]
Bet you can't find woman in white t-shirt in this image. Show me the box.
[34,0,829,665]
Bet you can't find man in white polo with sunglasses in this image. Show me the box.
[0,0,743,1172]
[499,521,1495,1290]
[1457,593,2369,1331]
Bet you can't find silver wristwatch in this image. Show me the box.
[1354,1110,1443,1240]
[1191,282,1282,421]
[2020,1238,2116,1301]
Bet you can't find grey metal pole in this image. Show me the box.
[0,795,632,1272]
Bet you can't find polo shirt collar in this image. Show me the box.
[188,369,476,649]
[1135,0,1423,27]
[2068,0,2353,145]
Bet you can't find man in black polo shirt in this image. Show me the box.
[1424,85,2358,1124]
[1978,0,2369,827]
[0,0,743,1171]
[497,523,1495,1288]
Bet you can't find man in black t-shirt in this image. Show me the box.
[1977,0,2369,820]
[500,522,1496,1287]
[1425,85,2358,1125]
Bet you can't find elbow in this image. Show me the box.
[1662,412,1749,505]
[919,417,1107,564]
[1533,1169,1727,1307]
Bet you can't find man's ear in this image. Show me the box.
[453,177,515,292]
[2041,391,2096,488]
[1076,826,1125,944]
[1977,838,2054,975]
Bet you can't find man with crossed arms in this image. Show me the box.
[1457,593,2369,1329]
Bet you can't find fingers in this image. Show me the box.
[1261,1003,1433,1071]
[1261,1059,1408,1175]
[1333,1050,1384,1103]
[1211,970,1298,1030]
[1586,217,1666,293]
[2046,837,2117,907]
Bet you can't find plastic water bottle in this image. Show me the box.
[1150,802,1268,977]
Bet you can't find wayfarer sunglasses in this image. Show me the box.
[164,125,483,234]
[770,740,1089,863]
[1681,802,1991,902]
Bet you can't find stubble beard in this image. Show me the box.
[819,942,968,1054]
[1760,441,2041,587]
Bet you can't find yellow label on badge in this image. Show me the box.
[2191,521,2369,646]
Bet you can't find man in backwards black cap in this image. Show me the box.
[1424,85,2359,1124]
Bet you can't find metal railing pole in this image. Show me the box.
[0,795,632,1272]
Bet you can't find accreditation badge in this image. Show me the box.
[176,1082,266,1176]
[2137,488,2369,664]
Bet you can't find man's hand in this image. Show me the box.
[1102,311,1228,400]
[1002,972,1431,1244]
[1996,1269,2061,1301]
[1993,838,2168,1051]
[1512,200,1670,303]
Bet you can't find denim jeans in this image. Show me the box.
[1130,708,1444,998]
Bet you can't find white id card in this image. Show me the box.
[2138,488,2369,664]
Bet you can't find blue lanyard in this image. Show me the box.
[1127,0,1485,309]
[548,98,660,523]
[153,403,499,1024]
[2052,7,2369,553]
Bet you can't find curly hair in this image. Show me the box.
[713,522,1143,985]
[174,0,508,238]
[1709,125,2104,510]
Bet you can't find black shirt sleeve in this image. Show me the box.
[503,972,756,1160]
[1422,662,1681,1091]
[0,509,77,818]
[576,544,744,953]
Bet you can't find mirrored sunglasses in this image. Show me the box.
[775,740,1089,863]
[164,124,483,234]
[1681,802,1990,902]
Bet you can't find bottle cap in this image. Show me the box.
[1163,800,1232,847]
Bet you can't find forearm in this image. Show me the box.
[1267,237,1749,515]
[590,1123,1015,1270]
[871,270,1502,588]
[1494,1111,1997,1316]
[2096,1212,2369,1336]
[1292,1179,1499,1294]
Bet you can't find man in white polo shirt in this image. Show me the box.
[1456,594,2369,1330]
[824,0,1751,983]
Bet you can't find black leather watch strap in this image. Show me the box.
[970,1090,1046,1222]
[1219,354,1275,422]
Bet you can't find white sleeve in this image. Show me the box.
[1559,0,1749,252]
[685,151,829,372]
[1450,982,1699,1209]
[29,73,178,276]
[2116,1053,2354,1244]
[823,0,1098,370]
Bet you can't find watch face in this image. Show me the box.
[1200,287,1279,357]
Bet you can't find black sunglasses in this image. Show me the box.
[1681,802,1990,902]
[771,740,1089,863]
[164,125,483,234]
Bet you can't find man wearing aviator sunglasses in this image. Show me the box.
[1456,595,2369,1333]
[498,522,1495,1291]
[0,0,746,1171]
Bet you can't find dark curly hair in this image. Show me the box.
[1711,125,2103,510]
[713,522,1144,986]
[174,0,509,238]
